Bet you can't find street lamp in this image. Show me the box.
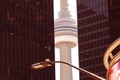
[31,38,120,80]
[31,59,105,80]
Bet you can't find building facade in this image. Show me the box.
[0,0,55,80]
[109,0,120,42]
[77,0,110,79]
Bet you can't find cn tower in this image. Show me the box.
[54,0,77,80]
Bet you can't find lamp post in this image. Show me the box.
[31,59,106,80]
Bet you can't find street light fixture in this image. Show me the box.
[31,37,120,80]
[31,59,105,80]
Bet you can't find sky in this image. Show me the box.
[54,0,79,80]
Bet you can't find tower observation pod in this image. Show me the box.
[54,0,77,80]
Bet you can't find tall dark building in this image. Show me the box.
[77,0,110,79]
[0,0,55,80]
[109,0,120,42]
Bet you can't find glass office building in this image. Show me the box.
[0,0,55,80]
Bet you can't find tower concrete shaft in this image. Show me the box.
[56,42,75,80]
[54,0,77,80]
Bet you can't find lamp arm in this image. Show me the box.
[50,61,106,80]
[31,59,106,80]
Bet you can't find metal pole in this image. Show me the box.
[31,59,106,80]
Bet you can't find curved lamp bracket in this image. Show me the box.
[103,37,120,70]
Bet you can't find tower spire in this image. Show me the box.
[58,0,71,18]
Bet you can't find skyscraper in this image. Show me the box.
[109,0,120,42]
[77,0,110,79]
[0,0,55,80]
